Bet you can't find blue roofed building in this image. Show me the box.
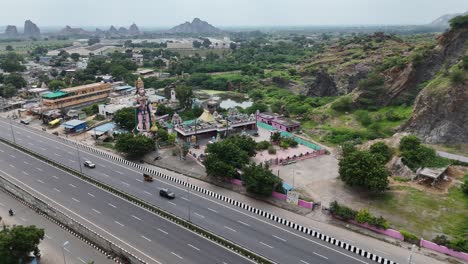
[62,119,87,133]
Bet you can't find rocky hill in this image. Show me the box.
[4,25,18,37]
[430,11,468,27]
[23,20,40,37]
[168,18,221,34]
[59,25,89,36]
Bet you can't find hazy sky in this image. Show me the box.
[1,0,467,27]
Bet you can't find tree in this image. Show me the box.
[229,43,237,50]
[0,52,26,72]
[243,163,281,196]
[224,135,257,157]
[192,40,202,49]
[369,142,394,164]
[88,37,100,46]
[331,96,353,112]
[155,104,174,116]
[0,84,17,98]
[0,225,44,264]
[115,133,154,159]
[48,80,67,90]
[175,85,193,110]
[203,154,237,179]
[399,135,421,152]
[70,53,80,61]
[202,38,212,48]
[339,150,389,192]
[462,176,468,195]
[5,45,13,51]
[449,14,468,29]
[114,107,136,131]
[203,140,249,179]
[4,73,26,89]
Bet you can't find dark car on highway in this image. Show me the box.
[159,188,175,199]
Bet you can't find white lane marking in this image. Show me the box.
[108,203,117,208]
[28,142,34,146]
[22,171,29,175]
[0,149,3,152]
[24,161,30,165]
[9,164,14,168]
[181,197,189,201]
[53,188,61,192]
[4,128,348,263]
[36,179,45,184]
[273,235,287,242]
[224,226,237,232]
[237,220,250,227]
[135,178,143,182]
[300,260,311,264]
[131,215,141,221]
[38,140,43,143]
[68,159,75,163]
[157,228,168,235]
[40,147,46,151]
[374,249,390,255]
[78,257,86,263]
[0,202,4,207]
[168,201,176,206]
[69,184,76,188]
[143,191,152,195]
[92,208,101,214]
[26,135,31,139]
[194,212,205,218]
[87,193,95,197]
[114,221,125,227]
[141,235,152,242]
[116,170,124,175]
[207,208,217,213]
[101,173,110,178]
[259,241,274,249]
[20,217,27,222]
[67,151,73,155]
[171,252,183,259]
[45,234,52,239]
[313,252,328,260]
[52,176,59,179]
[121,181,130,186]
[54,153,60,156]
[9,154,15,158]
[36,167,43,172]
[72,198,80,203]
[101,164,106,168]
[188,244,200,251]
[64,247,70,253]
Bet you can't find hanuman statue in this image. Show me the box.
[133,77,156,134]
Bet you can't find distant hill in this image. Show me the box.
[430,11,468,27]
[168,18,221,34]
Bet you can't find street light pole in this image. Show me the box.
[61,241,69,264]
[75,139,82,173]
[9,118,16,144]
[187,176,191,222]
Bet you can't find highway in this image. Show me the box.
[0,141,253,264]
[0,118,383,264]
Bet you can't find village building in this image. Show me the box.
[41,82,112,110]
[256,112,300,132]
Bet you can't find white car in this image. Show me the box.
[83,160,96,168]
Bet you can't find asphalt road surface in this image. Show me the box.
[0,118,385,264]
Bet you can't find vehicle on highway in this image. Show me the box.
[20,119,30,125]
[83,160,96,168]
[143,173,153,182]
[159,188,175,199]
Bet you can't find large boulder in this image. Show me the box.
[4,25,18,37]
[305,70,338,97]
[23,20,40,38]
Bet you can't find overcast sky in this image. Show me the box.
[1,0,467,27]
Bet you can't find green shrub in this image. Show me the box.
[450,68,464,84]
[355,110,372,127]
[331,96,353,112]
[399,135,421,152]
[384,110,403,121]
[279,141,289,149]
[462,176,468,195]
[370,216,390,230]
[449,14,468,29]
[267,146,276,154]
[256,140,271,151]
[432,235,450,247]
[329,201,357,221]
[369,142,394,163]
[93,114,105,121]
[449,237,468,253]
[355,209,373,224]
[400,230,419,244]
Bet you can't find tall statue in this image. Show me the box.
[133,77,155,134]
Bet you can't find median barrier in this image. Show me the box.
[420,239,468,261]
[0,125,396,264]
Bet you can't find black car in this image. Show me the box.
[159,188,175,199]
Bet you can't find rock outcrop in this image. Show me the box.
[108,26,118,34]
[129,23,140,35]
[4,25,18,37]
[59,25,89,36]
[305,70,338,97]
[168,18,221,34]
[430,11,468,28]
[23,20,40,38]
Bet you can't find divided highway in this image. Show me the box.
[0,118,383,264]
[0,141,253,264]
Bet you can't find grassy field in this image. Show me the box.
[370,185,468,239]
[0,39,73,54]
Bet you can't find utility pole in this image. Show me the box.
[187,176,191,222]
[292,168,295,189]
[61,241,69,264]
[9,118,16,144]
[75,139,82,173]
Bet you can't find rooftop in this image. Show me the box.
[61,82,110,93]
[62,119,86,128]
[41,91,69,99]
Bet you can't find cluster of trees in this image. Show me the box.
[115,133,155,159]
[114,107,136,131]
[0,72,27,98]
[0,52,26,72]
[85,51,138,83]
[125,40,167,49]
[338,142,391,192]
[449,14,468,30]
[203,135,281,196]
[399,135,450,171]
[186,73,253,91]
[0,225,44,264]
